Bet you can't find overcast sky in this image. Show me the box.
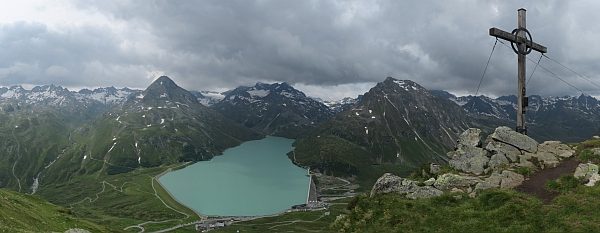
[0,0,598,100]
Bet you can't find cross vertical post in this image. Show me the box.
[489,8,547,135]
[517,9,526,134]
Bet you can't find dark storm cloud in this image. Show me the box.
[1,0,599,98]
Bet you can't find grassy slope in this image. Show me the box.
[37,164,200,232]
[334,186,600,233]
[294,135,416,191]
[0,188,108,232]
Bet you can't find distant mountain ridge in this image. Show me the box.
[212,82,334,138]
[432,90,600,142]
[0,84,139,108]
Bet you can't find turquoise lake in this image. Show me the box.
[158,136,309,216]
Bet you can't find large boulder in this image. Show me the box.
[406,186,443,199]
[538,141,574,158]
[485,141,521,162]
[434,173,481,191]
[489,126,538,153]
[370,173,417,197]
[448,146,489,175]
[458,128,482,147]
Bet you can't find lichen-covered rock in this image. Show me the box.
[538,141,574,158]
[485,140,521,162]
[574,163,599,180]
[434,173,481,191]
[499,170,525,189]
[458,128,482,147]
[423,178,436,186]
[370,173,442,199]
[490,126,538,153]
[406,186,443,199]
[448,146,489,175]
[370,173,418,197]
[488,153,510,171]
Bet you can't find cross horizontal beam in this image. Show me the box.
[489,27,547,53]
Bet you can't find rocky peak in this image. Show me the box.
[380,77,424,93]
[31,84,69,94]
[140,76,198,105]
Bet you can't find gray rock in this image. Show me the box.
[490,126,538,153]
[574,163,599,180]
[423,178,436,186]
[474,172,503,191]
[488,153,510,171]
[533,152,559,169]
[448,146,489,175]
[434,173,481,191]
[472,170,524,192]
[586,173,600,187]
[517,152,537,168]
[370,173,417,197]
[500,170,525,189]
[406,186,444,199]
[538,141,574,158]
[485,141,521,162]
[458,128,482,147]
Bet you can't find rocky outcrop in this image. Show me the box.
[370,173,443,199]
[485,140,520,162]
[490,126,539,153]
[370,173,416,197]
[538,141,575,158]
[449,126,574,174]
[448,146,489,175]
[370,127,576,200]
[473,170,525,191]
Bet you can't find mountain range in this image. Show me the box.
[432,90,600,142]
[1,75,600,231]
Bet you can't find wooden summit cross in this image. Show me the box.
[489,8,547,135]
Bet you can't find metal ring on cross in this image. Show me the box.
[510,27,533,55]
